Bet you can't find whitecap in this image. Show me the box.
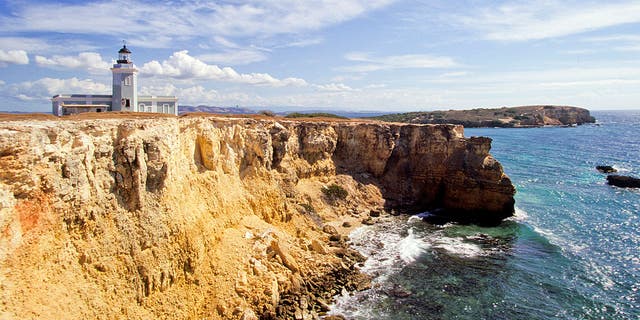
[407,214,423,224]
[432,237,482,257]
[507,206,529,222]
[398,228,430,263]
[612,164,632,173]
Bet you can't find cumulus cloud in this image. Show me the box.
[0,1,394,47]
[140,50,307,87]
[340,52,458,72]
[4,77,109,101]
[0,49,29,66]
[139,83,260,106]
[457,1,640,41]
[35,52,110,73]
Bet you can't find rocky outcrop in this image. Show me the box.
[332,123,514,222]
[596,165,617,173]
[0,115,514,319]
[607,175,640,188]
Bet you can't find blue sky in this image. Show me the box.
[1,0,640,112]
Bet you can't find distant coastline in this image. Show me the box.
[368,105,596,128]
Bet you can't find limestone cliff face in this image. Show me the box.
[332,123,514,219]
[0,115,514,319]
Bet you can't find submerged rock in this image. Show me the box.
[607,175,640,188]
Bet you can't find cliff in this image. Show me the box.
[0,114,514,319]
[371,105,596,127]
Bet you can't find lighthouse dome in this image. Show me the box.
[118,45,131,54]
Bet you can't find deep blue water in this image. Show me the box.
[330,111,640,319]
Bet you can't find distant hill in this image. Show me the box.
[369,105,596,127]
[178,105,256,115]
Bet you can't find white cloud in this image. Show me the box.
[616,45,640,52]
[426,66,640,87]
[139,50,307,87]
[581,34,640,52]
[3,77,109,101]
[0,49,29,66]
[539,79,640,87]
[197,50,267,66]
[213,36,241,49]
[440,71,469,77]
[0,37,98,54]
[340,52,458,72]
[15,94,35,101]
[35,52,110,74]
[139,83,258,106]
[275,37,324,48]
[583,34,640,43]
[458,1,640,41]
[314,83,356,92]
[0,1,395,47]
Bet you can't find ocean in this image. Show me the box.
[329,110,640,319]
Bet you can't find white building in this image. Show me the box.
[52,45,178,116]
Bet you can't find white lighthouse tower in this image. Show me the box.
[111,44,138,112]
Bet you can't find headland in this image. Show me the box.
[370,105,596,127]
[0,113,514,319]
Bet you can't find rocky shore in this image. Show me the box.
[0,113,514,319]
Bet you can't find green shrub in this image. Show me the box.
[258,110,276,117]
[285,112,348,119]
[322,184,348,201]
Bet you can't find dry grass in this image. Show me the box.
[0,113,59,121]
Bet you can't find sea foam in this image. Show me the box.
[398,228,429,263]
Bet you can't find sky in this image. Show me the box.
[1,0,640,113]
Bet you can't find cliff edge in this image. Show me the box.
[0,115,514,319]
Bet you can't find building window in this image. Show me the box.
[147,107,152,112]
[163,104,169,113]
[124,76,131,86]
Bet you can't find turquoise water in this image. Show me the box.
[330,111,640,319]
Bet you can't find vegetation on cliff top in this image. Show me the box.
[369,105,595,127]
[285,112,348,119]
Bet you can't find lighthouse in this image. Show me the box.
[111,44,138,112]
[51,44,178,116]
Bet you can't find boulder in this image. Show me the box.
[322,225,338,235]
[596,165,617,173]
[607,175,640,188]
[361,217,375,225]
[269,240,300,273]
[310,239,328,254]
